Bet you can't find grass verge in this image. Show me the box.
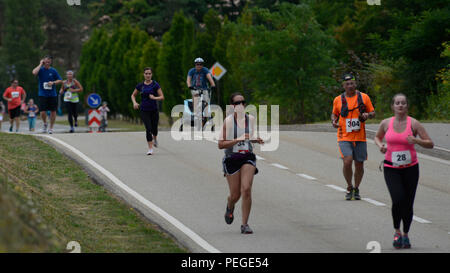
[0,132,187,253]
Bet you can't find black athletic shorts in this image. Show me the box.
[39,96,58,112]
[9,106,21,119]
[222,153,258,176]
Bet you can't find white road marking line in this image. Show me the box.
[296,173,317,180]
[413,215,432,224]
[362,198,386,207]
[37,135,221,253]
[271,163,289,170]
[256,155,265,161]
[416,153,450,166]
[433,146,450,153]
[325,185,347,192]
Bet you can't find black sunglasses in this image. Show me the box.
[232,100,246,106]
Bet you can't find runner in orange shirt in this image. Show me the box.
[331,74,375,200]
[3,79,26,132]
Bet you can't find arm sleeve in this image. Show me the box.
[135,83,142,92]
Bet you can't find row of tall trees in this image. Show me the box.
[0,0,44,99]
[78,22,160,120]
[0,0,90,101]
[1,0,448,123]
[79,4,338,123]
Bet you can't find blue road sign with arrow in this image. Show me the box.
[87,93,102,108]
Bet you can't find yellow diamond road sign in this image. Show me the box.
[211,62,227,80]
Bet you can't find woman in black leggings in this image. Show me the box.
[131,67,164,155]
[60,70,83,133]
[374,94,433,249]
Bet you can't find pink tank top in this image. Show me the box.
[384,116,418,168]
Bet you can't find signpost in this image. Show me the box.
[88,109,101,132]
[86,93,102,132]
[210,62,227,105]
[87,93,101,108]
[210,62,227,80]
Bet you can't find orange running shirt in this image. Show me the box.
[3,86,26,110]
[332,91,374,142]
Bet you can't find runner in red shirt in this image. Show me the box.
[3,79,26,132]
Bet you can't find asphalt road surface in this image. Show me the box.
[30,128,450,253]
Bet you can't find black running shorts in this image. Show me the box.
[9,106,21,119]
[222,153,258,176]
[39,96,58,112]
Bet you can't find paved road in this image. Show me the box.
[32,129,450,253]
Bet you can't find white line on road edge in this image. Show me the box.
[325,185,347,192]
[38,135,221,253]
[271,163,289,170]
[255,155,265,161]
[434,146,450,153]
[296,173,317,180]
[416,153,450,166]
[413,215,432,224]
[362,198,386,207]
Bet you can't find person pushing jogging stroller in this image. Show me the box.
[185,57,216,131]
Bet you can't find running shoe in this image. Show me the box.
[9,126,12,132]
[345,186,354,200]
[241,224,253,234]
[48,129,53,134]
[224,205,234,225]
[393,232,403,249]
[70,127,74,133]
[147,148,153,155]
[353,188,361,200]
[402,236,411,249]
[74,121,78,127]
[42,123,48,133]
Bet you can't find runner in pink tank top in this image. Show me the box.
[374,93,434,249]
[384,116,418,168]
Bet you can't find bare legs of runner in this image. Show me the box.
[226,164,256,226]
[343,156,364,189]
